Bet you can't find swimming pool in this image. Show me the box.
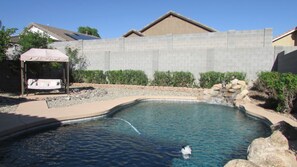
[0,101,271,166]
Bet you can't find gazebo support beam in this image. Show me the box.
[64,62,69,94]
[20,61,24,96]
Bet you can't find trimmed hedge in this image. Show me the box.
[73,70,148,85]
[151,71,195,87]
[152,71,172,86]
[72,70,107,84]
[172,71,195,87]
[199,71,246,88]
[199,72,223,88]
[255,71,297,113]
[105,70,148,85]
[224,72,246,83]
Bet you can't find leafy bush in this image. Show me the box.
[151,71,172,86]
[152,71,195,87]
[105,70,148,85]
[255,71,297,113]
[172,71,195,87]
[224,72,246,83]
[199,71,246,88]
[72,70,107,84]
[199,71,224,88]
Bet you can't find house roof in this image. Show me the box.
[20,48,69,62]
[27,23,100,41]
[140,11,217,33]
[122,29,144,37]
[10,35,20,43]
[122,11,217,37]
[273,27,297,42]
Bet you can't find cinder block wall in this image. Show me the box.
[50,29,275,81]
[273,46,297,74]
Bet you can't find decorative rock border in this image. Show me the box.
[225,131,297,167]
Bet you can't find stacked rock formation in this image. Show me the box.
[203,79,251,105]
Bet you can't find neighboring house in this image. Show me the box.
[123,11,217,38]
[273,27,297,46]
[6,23,100,60]
[25,22,100,41]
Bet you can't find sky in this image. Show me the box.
[0,0,296,39]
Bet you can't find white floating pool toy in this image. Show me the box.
[181,145,192,159]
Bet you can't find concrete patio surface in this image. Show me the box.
[0,95,296,140]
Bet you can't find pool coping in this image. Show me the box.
[0,96,296,141]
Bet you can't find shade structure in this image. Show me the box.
[20,48,69,62]
[20,48,70,95]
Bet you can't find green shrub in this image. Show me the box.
[105,70,122,84]
[254,72,280,94]
[256,71,297,113]
[152,71,195,87]
[172,71,195,87]
[199,71,224,88]
[72,70,107,84]
[224,72,246,83]
[92,70,107,84]
[72,70,84,82]
[199,71,246,88]
[151,71,172,86]
[105,70,148,85]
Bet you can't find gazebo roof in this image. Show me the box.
[20,48,69,62]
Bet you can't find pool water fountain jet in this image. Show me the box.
[109,117,192,160]
[110,117,141,135]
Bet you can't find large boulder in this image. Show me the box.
[212,83,222,91]
[235,89,249,100]
[247,131,297,167]
[232,85,242,90]
[231,79,239,86]
[224,159,259,167]
[237,80,247,87]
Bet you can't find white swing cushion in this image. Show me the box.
[27,79,62,90]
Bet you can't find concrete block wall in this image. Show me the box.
[273,46,297,74]
[49,29,276,81]
[51,29,272,52]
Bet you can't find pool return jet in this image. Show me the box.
[110,117,141,135]
[109,117,192,159]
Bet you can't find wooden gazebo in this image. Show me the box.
[20,48,69,96]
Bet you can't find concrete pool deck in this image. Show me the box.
[0,95,296,140]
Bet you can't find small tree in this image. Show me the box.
[65,46,87,82]
[18,28,52,53]
[65,46,87,70]
[0,22,17,62]
[78,26,100,38]
[18,28,55,78]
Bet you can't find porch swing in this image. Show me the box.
[20,48,70,96]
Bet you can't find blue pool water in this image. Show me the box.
[0,101,270,166]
